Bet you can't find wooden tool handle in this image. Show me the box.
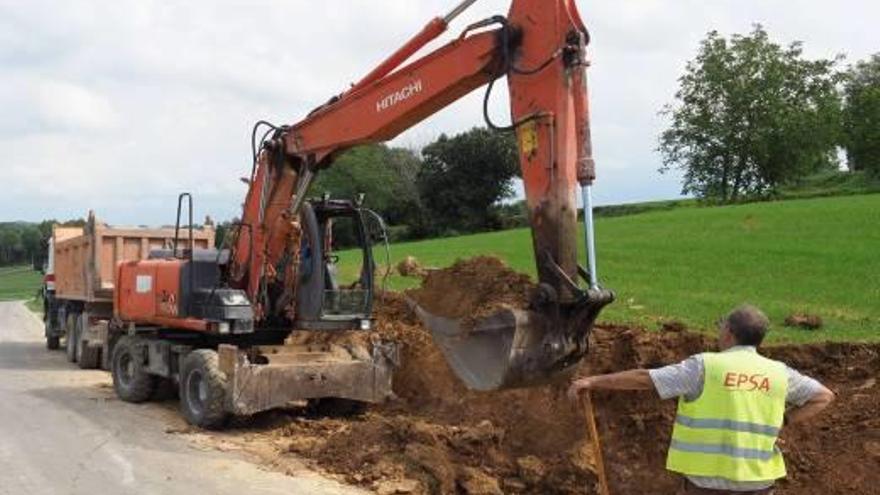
[582,392,611,495]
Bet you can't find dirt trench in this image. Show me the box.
[191,258,880,495]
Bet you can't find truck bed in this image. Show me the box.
[54,212,215,304]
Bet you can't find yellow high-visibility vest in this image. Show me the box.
[666,349,788,481]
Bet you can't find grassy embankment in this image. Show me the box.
[0,265,43,313]
[341,193,879,343]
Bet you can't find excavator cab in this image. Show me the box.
[294,198,378,332]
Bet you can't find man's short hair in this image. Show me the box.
[723,305,770,346]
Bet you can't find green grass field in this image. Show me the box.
[339,194,880,343]
[0,266,42,301]
[0,265,43,315]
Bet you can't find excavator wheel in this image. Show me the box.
[111,336,156,403]
[179,350,229,429]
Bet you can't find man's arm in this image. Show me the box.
[786,384,835,425]
[784,366,836,425]
[567,369,654,400]
[568,354,705,402]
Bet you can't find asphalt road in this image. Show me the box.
[0,301,364,495]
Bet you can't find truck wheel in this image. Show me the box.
[78,343,101,369]
[179,350,228,429]
[46,336,60,350]
[111,336,156,403]
[65,313,79,363]
[77,314,101,369]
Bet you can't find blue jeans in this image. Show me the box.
[682,479,774,495]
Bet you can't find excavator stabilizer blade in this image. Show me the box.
[407,291,613,391]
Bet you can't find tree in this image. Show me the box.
[416,127,519,235]
[312,144,422,228]
[659,26,843,202]
[20,228,41,264]
[0,229,21,266]
[842,54,880,175]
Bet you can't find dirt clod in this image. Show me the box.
[405,442,456,494]
[784,313,824,330]
[376,479,421,495]
[397,256,426,278]
[457,466,503,495]
[515,456,546,485]
[406,256,532,327]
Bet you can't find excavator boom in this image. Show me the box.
[232,0,614,391]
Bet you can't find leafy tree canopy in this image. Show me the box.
[842,53,880,176]
[313,144,422,227]
[416,127,519,235]
[660,25,843,202]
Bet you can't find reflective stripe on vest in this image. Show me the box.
[670,440,777,461]
[675,415,781,437]
[666,349,788,482]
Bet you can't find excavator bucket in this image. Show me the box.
[408,290,613,391]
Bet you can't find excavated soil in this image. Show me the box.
[189,257,880,495]
[407,256,532,328]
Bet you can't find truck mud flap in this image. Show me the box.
[219,342,397,416]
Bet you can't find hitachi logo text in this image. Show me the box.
[376,80,423,112]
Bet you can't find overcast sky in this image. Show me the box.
[1,0,876,225]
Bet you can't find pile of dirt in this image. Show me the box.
[406,256,533,328]
[397,256,427,278]
[195,257,880,495]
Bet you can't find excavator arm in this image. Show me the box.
[231,0,613,391]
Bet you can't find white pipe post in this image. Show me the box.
[581,184,599,290]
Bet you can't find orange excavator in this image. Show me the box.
[109,0,613,428]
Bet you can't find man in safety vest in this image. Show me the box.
[568,305,835,494]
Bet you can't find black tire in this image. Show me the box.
[111,336,156,403]
[65,313,79,363]
[76,315,101,369]
[306,398,368,417]
[179,350,229,429]
[46,308,60,350]
[78,344,101,369]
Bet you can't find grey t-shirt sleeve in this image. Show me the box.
[648,354,705,401]
[785,366,824,407]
